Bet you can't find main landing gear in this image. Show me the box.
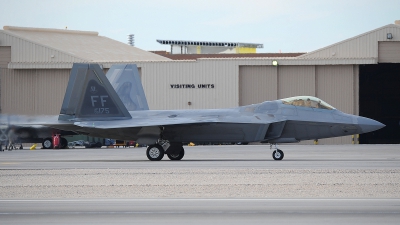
[146,144,164,161]
[146,140,185,161]
[167,148,185,160]
[42,136,68,149]
[270,144,284,160]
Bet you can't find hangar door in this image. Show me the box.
[239,66,277,105]
[359,63,400,144]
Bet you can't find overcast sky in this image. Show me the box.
[1,0,399,53]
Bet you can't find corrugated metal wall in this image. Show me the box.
[138,61,238,110]
[0,46,11,68]
[299,25,400,59]
[378,41,400,63]
[1,69,69,115]
[239,66,277,106]
[0,32,85,63]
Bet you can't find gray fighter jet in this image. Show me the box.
[7,63,385,160]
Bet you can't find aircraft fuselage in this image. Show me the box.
[70,100,382,145]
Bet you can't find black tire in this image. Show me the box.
[167,147,185,160]
[146,144,164,161]
[272,149,284,160]
[60,138,68,149]
[42,138,53,149]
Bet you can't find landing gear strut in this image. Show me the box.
[270,143,284,160]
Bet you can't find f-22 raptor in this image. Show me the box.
[10,63,385,160]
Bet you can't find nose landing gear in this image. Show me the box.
[270,144,284,160]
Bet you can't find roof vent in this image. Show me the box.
[127,34,134,46]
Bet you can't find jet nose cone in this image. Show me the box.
[357,116,385,133]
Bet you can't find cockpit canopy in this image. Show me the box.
[280,96,335,110]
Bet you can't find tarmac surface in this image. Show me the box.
[0,144,399,169]
[1,144,399,224]
[1,199,399,225]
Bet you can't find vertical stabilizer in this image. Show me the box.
[59,63,132,121]
[106,64,149,111]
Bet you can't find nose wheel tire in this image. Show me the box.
[146,144,164,161]
[167,147,185,160]
[272,149,284,160]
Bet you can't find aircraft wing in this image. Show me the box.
[73,113,278,129]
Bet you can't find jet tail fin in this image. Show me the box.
[106,64,149,111]
[59,63,132,121]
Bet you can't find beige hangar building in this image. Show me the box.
[0,22,399,145]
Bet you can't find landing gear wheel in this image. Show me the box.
[146,144,164,161]
[42,138,53,149]
[272,149,284,160]
[60,138,68,149]
[167,147,185,160]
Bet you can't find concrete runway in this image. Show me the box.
[1,199,399,225]
[1,145,399,224]
[0,144,399,169]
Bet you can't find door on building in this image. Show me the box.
[359,63,400,144]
